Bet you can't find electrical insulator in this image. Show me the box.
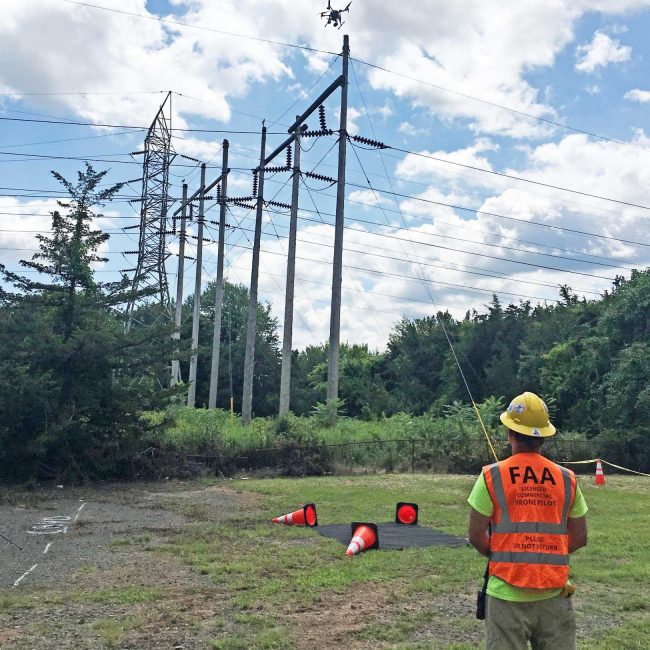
[319,104,327,131]
[264,165,291,173]
[351,134,388,149]
[232,200,257,209]
[252,171,258,197]
[303,129,334,138]
[286,146,292,169]
[304,170,337,184]
[265,200,291,210]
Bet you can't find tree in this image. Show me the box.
[0,164,165,482]
[302,343,391,418]
[385,312,457,414]
[181,281,281,416]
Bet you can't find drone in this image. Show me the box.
[320,1,351,29]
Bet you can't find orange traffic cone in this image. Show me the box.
[395,502,418,525]
[272,503,318,526]
[595,459,606,486]
[346,522,379,556]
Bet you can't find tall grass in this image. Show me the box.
[140,406,596,477]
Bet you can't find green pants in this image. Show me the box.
[486,594,576,650]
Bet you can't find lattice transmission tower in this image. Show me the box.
[125,91,175,329]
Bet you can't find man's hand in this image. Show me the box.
[468,507,491,557]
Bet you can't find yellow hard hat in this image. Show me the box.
[500,392,556,437]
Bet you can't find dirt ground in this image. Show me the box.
[0,481,261,649]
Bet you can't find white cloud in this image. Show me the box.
[0,0,300,128]
[398,121,428,137]
[373,102,394,121]
[575,31,631,73]
[395,139,498,186]
[347,189,389,208]
[334,106,362,134]
[624,88,650,102]
[0,197,115,272]
[2,0,650,142]
[5,0,650,351]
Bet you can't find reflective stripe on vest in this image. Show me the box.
[489,463,572,535]
[490,551,569,566]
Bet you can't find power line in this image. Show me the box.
[210,260,449,319]
[30,3,636,151]
[194,213,603,299]
[0,129,147,150]
[270,175,650,266]
[236,142,650,246]
[63,0,338,56]
[387,145,650,212]
[0,91,162,97]
[0,116,286,134]
[226,209,604,295]
[338,178,650,251]
[351,57,641,150]
[222,238,562,304]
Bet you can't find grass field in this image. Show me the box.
[165,473,650,649]
[2,473,649,649]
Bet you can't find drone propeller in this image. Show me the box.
[344,1,352,11]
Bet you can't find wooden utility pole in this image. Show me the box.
[326,35,349,416]
[170,182,188,387]
[208,141,229,408]
[187,163,206,407]
[278,119,302,416]
[241,125,267,424]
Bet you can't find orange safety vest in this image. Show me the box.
[483,453,576,589]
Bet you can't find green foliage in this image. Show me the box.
[310,397,346,427]
[3,163,649,480]
[0,165,166,482]
[182,281,281,417]
[148,395,583,476]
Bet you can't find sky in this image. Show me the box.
[2,0,650,351]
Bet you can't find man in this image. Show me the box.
[467,391,588,650]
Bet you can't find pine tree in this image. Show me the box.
[0,164,166,482]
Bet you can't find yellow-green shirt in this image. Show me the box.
[468,470,588,602]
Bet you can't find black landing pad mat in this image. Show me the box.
[315,522,467,550]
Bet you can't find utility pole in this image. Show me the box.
[208,140,229,409]
[326,34,349,418]
[171,182,188,387]
[187,164,206,407]
[279,118,302,416]
[241,124,267,424]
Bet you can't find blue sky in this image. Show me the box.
[2,0,650,350]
